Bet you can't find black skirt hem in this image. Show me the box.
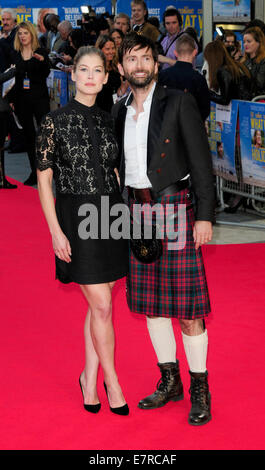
[56,266,128,285]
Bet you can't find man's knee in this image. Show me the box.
[179,319,204,336]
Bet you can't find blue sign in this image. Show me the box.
[207,100,238,182]
[0,2,111,29]
[238,101,265,188]
[47,69,68,109]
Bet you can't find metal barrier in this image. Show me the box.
[215,97,265,229]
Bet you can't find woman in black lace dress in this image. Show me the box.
[36,46,129,415]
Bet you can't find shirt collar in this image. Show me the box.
[125,81,156,109]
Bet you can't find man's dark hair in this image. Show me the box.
[244,19,265,35]
[163,8,182,29]
[118,31,158,63]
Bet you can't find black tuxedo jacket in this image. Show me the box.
[158,60,210,121]
[112,84,215,222]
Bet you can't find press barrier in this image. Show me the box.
[206,98,265,228]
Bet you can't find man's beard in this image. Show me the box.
[123,69,156,88]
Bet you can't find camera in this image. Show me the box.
[226,45,236,54]
[77,16,99,45]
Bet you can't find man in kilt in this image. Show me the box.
[112,32,215,426]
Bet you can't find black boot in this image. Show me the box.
[188,371,212,426]
[138,360,184,410]
[2,179,17,189]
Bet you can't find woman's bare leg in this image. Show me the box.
[79,307,100,405]
[80,282,126,408]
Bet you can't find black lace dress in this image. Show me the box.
[36,98,128,284]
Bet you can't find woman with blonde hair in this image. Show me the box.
[36,46,129,415]
[242,26,265,98]
[10,21,50,185]
[203,38,251,104]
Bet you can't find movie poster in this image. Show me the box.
[68,75,76,101]
[238,101,265,188]
[47,69,68,109]
[213,0,251,23]
[207,101,238,182]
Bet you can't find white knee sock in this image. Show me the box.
[146,316,176,363]
[182,330,208,373]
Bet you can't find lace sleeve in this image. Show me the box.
[36,114,56,171]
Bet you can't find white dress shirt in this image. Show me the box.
[124,83,156,188]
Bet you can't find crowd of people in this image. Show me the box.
[1,3,265,189]
[1,1,265,426]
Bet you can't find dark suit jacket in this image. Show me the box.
[46,31,65,52]
[112,84,215,222]
[158,61,210,121]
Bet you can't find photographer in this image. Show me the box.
[224,30,243,61]
[45,14,65,53]
[76,12,100,46]
[60,28,83,65]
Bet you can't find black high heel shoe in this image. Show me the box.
[103,382,129,416]
[2,179,17,189]
[79,376,101,413]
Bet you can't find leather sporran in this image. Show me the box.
[130,216,163,264]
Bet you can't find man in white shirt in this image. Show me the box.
[113,32,215,426]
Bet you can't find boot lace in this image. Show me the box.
[189,378,209,407]
[156,370,171,393]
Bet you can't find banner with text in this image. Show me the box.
[0,2,111,29]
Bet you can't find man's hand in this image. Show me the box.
[193,221,213,250]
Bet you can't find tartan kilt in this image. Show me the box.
[127,188,211,319]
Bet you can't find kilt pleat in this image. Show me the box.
[127,189,211,319]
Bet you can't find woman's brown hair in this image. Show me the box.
[95,34,118,71]
[242,26,265,63]
[204,39,250,91]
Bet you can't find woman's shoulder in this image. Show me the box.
[34,47,49,58]
[35,46,47,54]
[10,49,21,62]
[41,102,74,124]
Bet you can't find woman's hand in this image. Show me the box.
[33,52,44,62]
[52,230,72,263]
[193,221,213,250]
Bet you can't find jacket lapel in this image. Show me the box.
[116,103,127,184]
[147,85,168,166]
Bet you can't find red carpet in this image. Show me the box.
[0,180,264,450]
